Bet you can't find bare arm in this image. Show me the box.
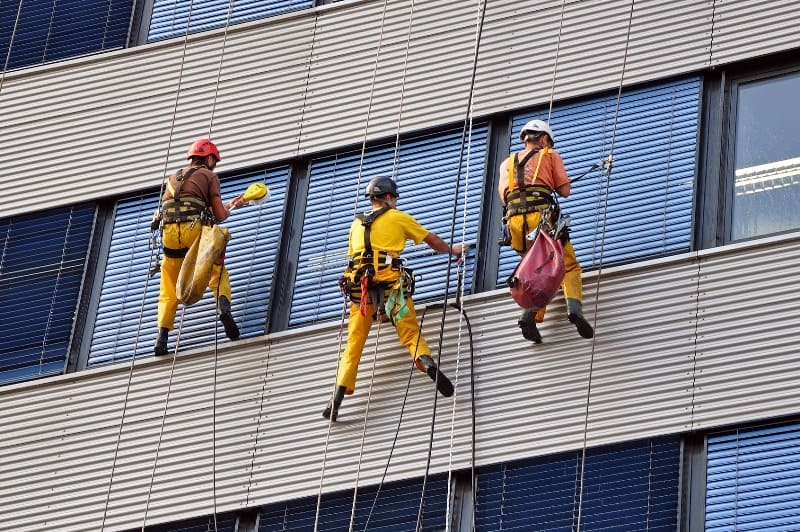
[209,196,230,222]
[423,232,465,257]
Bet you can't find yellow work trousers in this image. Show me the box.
[157,221,232,330]
[337,297,431,395]
[509,211,583,322]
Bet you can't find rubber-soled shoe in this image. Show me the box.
[569,312,594,339]
[322,385,346,422]
[217,296,240,340]
[417,355,454,397]
[154,327,169,356]
[518,310,542,343]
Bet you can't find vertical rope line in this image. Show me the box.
[38,207,74,375]
[314,297,349,530]
[547,0,567,121]
[348,321,385,532]
[646,439,654,531]
[0,0,24,94]
[390,0,416,179]
[575,2,636,530]
[244,337,272,507]
[294,14,319,158]
[206,0,236,138]
[101,1,199,525]
[42,0,58,65]
[417,1,486,529]
[351,0,391,220]
[316,1,391,526]
[141,307,187,529]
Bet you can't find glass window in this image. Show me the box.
[0,203,96,384]
[89,166,288,365]
[476,437,680,530]
[0,0,133,70]
[730,70,800,240]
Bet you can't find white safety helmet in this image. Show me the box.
[519,119,555,144]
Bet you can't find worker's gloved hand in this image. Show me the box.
[150,209,162,232]
[338,275,349,295]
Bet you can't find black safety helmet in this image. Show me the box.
[365,176,399,198]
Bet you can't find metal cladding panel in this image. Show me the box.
[473,0,713,115]
[690,234,800,431]
[710,0,800,67]
[6,0,779,218]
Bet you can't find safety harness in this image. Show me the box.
[161,167,212,258]
[503,147,559,251]
[346,207,413,322]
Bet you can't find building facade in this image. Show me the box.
[1,0,799,530]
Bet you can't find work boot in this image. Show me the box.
[416,355,454,397]
[518,309,542,343]
[154,327,169,356]
[567,298,594,339]
[322,385,346,422]
[217,296,240,340]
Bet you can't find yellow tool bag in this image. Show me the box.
[176,224,232,305]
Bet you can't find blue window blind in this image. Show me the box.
[0,203,95,385]
[147,0,312,42]
[122,511,237,531]
[0,0,133,70]
[498,77,700,284]
[706,421,800,531]
[290,125,486,326]
[259,473,448,531]
[89,166,288,365]
[476,436,680,531]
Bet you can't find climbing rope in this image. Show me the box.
[546,0,567,122]
[313,0,395,528]
[416,0,487,529]
[574,1,636,530]
[0,0,23,95]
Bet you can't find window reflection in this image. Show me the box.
[732,71,800,240]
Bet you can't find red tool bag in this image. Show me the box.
[508,230,565,310]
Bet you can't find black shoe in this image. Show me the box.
[417,355,454,397]
[217,296,240,340]
[154,327,169,356]
[518,310,542,343]
[322,385,346,422]
[569,312,594,339]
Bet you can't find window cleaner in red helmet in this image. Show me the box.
[498,120,594,343]
[322,176,466,422]
[153,138,248,356]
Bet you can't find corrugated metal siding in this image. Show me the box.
[5,233,799,529]
[89,166,289,365]
[705,422,800,531]
[4,0,797,218]
[290,124,485,326]
[710,0,799,67]
[497,77,699,284]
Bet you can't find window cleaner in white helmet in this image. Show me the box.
[322,176,466,422]
[497,120,594,343]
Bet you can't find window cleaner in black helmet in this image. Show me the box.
[323,176,466,422]
[498,120,594,343]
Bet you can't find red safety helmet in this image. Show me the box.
[187,139,221,162]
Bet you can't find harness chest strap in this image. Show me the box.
[162,167,209,224]
[352,206,391,316]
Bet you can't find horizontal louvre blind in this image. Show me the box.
[89,166,288,365]
[0,203,95,384]
[121,511,237,531]
[476,436,680,531]
[706,422,800,531]
[147,0,312,42]
[498,77,700,284]
[0,0,132,70]
[259,473,448,531]
[290,125,487,326]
